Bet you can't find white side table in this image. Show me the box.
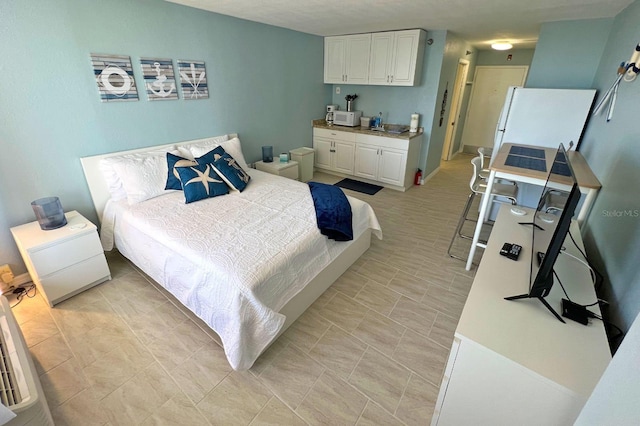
[11,210,111,307]
[255,160,299,180]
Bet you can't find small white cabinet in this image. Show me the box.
[354,133,421,190]
[368,29,426,86]
[313,128,356,174]
[354,143,406,186]
[324,34,371,84]
[255,160,299,180]
[11,211,111,307]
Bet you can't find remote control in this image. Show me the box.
[500,242,522,260]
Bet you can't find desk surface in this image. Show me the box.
[456,204,611,397]
[492,143,601,189]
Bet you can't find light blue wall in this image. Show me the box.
[526,18,613,89]
[476,48,535,67]
[578,1,640,337]
[527,1,640,338]
[425,33,477,174]
[0,0,328,275]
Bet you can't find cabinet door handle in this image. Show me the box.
[390,75,394,83]
[387,75,389,82]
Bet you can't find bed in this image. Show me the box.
[80,134,382,370]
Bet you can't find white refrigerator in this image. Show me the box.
[490,87,596,166]
[489,86,596,211]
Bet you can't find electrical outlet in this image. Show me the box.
[335,86,341,94]
[0,264,13,284]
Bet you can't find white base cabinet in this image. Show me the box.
[313,128,356,175]
[313,127,422,191]
[354,133,421,190]
[11,211,111,307]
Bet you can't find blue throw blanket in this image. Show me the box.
[308,182,353,241]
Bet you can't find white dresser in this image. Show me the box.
[432,205,611,425]
[11,210,111,307]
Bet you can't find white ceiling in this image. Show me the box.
[165,0,631,49]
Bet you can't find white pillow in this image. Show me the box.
[100,147,177,202]
[99,158,127,201]
[181,134,229,157]
[107,149,178,205]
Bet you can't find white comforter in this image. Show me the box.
[101,170,381,370]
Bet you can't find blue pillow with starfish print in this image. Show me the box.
[175,163,229,203]
[211,151,251,192]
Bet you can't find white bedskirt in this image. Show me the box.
[101,170,381,370]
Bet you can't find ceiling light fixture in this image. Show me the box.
[491,42,513,51]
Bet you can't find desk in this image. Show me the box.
[465,143,601,271]
[433,205,611,425]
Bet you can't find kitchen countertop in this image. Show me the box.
[312,119,423,140]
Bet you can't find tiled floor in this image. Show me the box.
[11,153,487,425]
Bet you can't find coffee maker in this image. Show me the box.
[326,105,338,125]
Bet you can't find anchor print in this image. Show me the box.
[147,62,175,98]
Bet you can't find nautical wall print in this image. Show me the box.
[91,54,138,102]
[141,58,177,101]
[178,60,208,99]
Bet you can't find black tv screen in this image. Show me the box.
[506,143,581,322]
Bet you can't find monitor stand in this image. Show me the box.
[504,294,566,323]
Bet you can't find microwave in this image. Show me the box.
[333,110,362,127]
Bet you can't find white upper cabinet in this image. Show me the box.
[368,29,426,86]
[324,34,371,84]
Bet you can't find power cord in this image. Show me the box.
[567,229,604,289]
[9,284,37,308]
[554,233,623,342]
[586,311,626,342]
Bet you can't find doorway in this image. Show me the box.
[460,66,528,153]
[441,59,470,161]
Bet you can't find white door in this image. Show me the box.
[460,66,528,150]
[345,34,371,84]
[334,141,355,174]
[368,32,394,85]
[378,148,406,186]
[313,138,332,170]
[354,144,379,179]
[390,30,420,85]
[324,37,346,84]
[442,59,470,161]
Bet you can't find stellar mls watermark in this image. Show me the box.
[602,209,639,217]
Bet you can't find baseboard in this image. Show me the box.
[422,166,440,184]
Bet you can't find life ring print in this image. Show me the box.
[99,64,132,96]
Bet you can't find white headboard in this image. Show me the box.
[80,134,238,223]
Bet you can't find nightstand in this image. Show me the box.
[255,160,299,180]
[11,210,111,307]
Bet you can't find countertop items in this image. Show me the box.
[312,119,422,139]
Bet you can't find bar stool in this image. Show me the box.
[477,147,491,179]
[448,156,519,262]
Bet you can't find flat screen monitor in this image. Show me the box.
[505,143,581,323]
